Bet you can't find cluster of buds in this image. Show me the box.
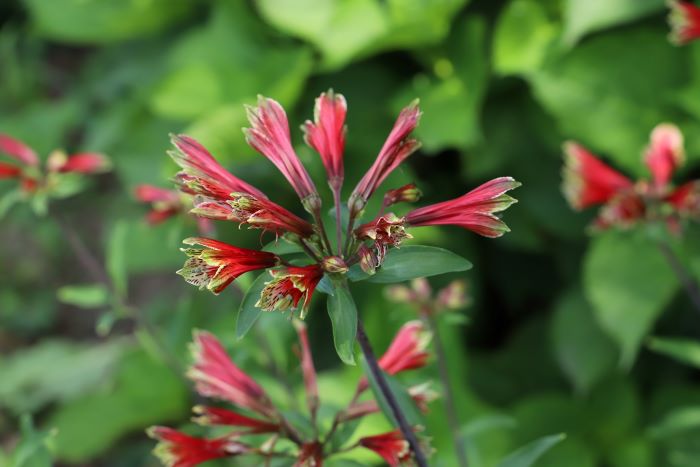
[668,1,700,45]
[134,184,213,234]
[148,321,436,466]
[0,134,110,213]
[386,278,471,316]
[562,123,700,233]
[169,90,519,317]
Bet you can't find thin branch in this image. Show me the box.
[356,319,428,467]
[658,240,700,315]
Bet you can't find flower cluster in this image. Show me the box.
[386,277,471,317]
[562,123,699,232]
[668,0,700,45]
[169,91,519,315]
[148,321,436,466]
[134,184,213,234]
[0,134,110,212]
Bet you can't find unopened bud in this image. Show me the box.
[322,255,348,273]
[436,280,470,310]
[384,285,414,303]
[411,278,431,302]
[383,183,422,207]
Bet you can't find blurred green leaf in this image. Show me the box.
[327,281,357,365]
[236,272,269,340]
[57,284,110,309]
[647,337,700,369]
[649,406,700,438]
[255,0,468,69]
[0,339,128,414]
[498,433,566,467]
[493,0,560,76]
[106,220,128,299]
[7,415,55,467]
[357,245,472,284]
[46,350,188,462]
[584,230,677,366]
[562,0,665,46]
[21,0,192,44]
[551,288,617,393]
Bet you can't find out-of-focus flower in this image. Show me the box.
[668,1,700,45]
[134,184,213,234]
[358,430,411,467]
[149,326,434,466]
[46,150,111,174]
[562,123,700,232]
[383,183,422,208]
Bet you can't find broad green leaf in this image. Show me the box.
[56,284,110,309]
[150,64,222,120]
[649,406,700,438]
[326,281,358,364]
[0,339,128,414]
[360,358,422,427]
[562,0,666,46]
[262,240,305,256]
[493,0,559,76]
[647,337,700,369]
[316,275,335,296]
[236,272,271,340]
[551,288,618,393]
[47,350,188,462]
[21,0,192,44]
[106,220,128,299]
[360,245,472,284]
[8,415,55,467]
[584,231,677,366]
[254,0,467,69]
[498,433,566,467]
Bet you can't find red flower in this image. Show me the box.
[349,102,422,214]
[294,320,319,419]
[256,265,324,318]
[188,331,277,418]
[562,142,634,209]
[667,180,700,216]
[669,1,700,45]
[225,193,316,238]
[406,177,521,238]
[383,183,422,208]
[135,184,182,224]
[147,426,250,467]
[0,162,21,179]
[170,134,266,200]
[303,90,347,190]
[244,97,320,209]
[359,430,411,467]
[192,406,279,433]
[356,213,412,248]
[0,134,39,166]
[644,123,685,190]
[47,151,111,174]
[178,237,280,294]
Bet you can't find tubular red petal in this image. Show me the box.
[359,430,411,467]
[0,134,38,166]
[147,426,250,467]
[644,123,685,189]
[135,184,180,203]
[0,162,21,179]
[256,265,323,318]
[303,90,347,189]
[669,1,700,45]
[58,152,111,174]
[667,180,700,216]
[192,406,279,433]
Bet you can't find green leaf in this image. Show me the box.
[493,0,559,76]
[8,415,55,467]
[498,433,566,467]
[262,240,305,256]
[551,288,618,393]
[647,337,700,369]
[236,272,270,340]
[326,281,358,365]
[0,339,128,414]
[359,245,472,284]
[648,406,700,438]
[106,220,128,299]
[56,284,110,309]
[22,0,193,44]
[584,231,677,366]
[562,0,665,46]
[360,358,422,426]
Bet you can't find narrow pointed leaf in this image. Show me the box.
[366,245,472,283]
[326,281,357,365]
[498,433,566,467]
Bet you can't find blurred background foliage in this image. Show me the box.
[1,0,700,466]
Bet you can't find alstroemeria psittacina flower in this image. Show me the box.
[134,184,213,234]
[386,277,471,316]
[170,90,518,322]
[149,325,434,466]
[562,123,700,231]
[668,1,700,45]
[358,430,411,467]
[0,133,110,199]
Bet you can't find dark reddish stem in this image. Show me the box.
[356,319,428,467]
[658,240,700,314]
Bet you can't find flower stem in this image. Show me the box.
[332,186,343,256]
[658,240,700,314]
[422,310,468,467]
[312,208,334,256]
[355,318,428,467]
